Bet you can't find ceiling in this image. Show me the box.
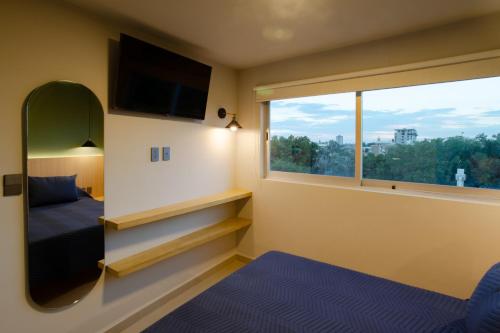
[66,0,500,69]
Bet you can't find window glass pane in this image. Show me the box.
[362,76,500,190]
[270,92,356,177]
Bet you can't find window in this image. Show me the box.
[363,77,500,190]
[269,93,356,177]
[265,75,500,194]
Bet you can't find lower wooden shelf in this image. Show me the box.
[105,217,252,278]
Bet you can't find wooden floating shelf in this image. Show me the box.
[106,217,252,278]
[101,189,252,231]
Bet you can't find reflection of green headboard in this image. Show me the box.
[27,81,104,158]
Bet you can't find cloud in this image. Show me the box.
[440,120,467,129]
[484,110,500,117]
[273,92,355,112]
[271,105,352,126]
[387,123,422,130]
[364,130,394,141]
[464,115,500,128]
[270,128,302,136]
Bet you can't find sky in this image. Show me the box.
[270,76,500,144]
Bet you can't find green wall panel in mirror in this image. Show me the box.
[27,81,104,158]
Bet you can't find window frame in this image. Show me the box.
[261,68,500,200]
[262,95,362,187]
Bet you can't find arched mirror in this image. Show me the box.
[23,81,105,309]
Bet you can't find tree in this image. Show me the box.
[271,133,500,189]
[363,133,500,189]
[270,135,354,177]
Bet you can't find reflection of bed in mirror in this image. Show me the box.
[27,156,104,306]
[28,188,104,301]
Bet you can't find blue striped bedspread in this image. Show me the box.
[144,251,467,333]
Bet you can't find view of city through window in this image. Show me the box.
[270,92,356,177]
[270,77,500,190]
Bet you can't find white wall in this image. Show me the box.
[0,1,239,332]
[236,12,500,299]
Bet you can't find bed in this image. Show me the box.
[143,251,500,333]
[28,191,104,290]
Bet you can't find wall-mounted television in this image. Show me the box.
[113,34,212,120]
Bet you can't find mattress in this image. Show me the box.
[28,196,104,289]
[144,251,467,333]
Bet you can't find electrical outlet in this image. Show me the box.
[151,147,160,162]
[162,146,171,161]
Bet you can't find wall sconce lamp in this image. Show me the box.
[218,108,242,132]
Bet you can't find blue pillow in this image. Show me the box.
[468,263,500,315]
[466,291,500,333]
[28,175,78,207]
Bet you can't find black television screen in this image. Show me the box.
[114,34,212,120]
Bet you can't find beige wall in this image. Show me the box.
[236,12,500,299]
[0,1,239,332]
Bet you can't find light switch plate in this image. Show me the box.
[162,146,171,161]
[3,174,23,196]
[151,147,160,162]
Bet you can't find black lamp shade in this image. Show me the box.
[225,116,242,131]
[218,108,242,131]
[81,138,97,148]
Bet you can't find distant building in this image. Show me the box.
[318,140,328,147]
[370,137,386,156]
[394,128,417,144]
[370,145,383,155]
[336,135,343,145]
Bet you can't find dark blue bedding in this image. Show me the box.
[28,196,104,289]
[29,196,104,243]
[144,251,467,333]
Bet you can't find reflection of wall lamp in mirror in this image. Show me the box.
[81,139,97,148]
[218,108,242,132]
[81,88,97,147]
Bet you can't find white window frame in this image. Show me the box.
[259,50,500,200]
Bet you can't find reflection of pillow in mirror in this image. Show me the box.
[28,175,78,207]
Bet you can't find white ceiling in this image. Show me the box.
[67,0,500,69]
